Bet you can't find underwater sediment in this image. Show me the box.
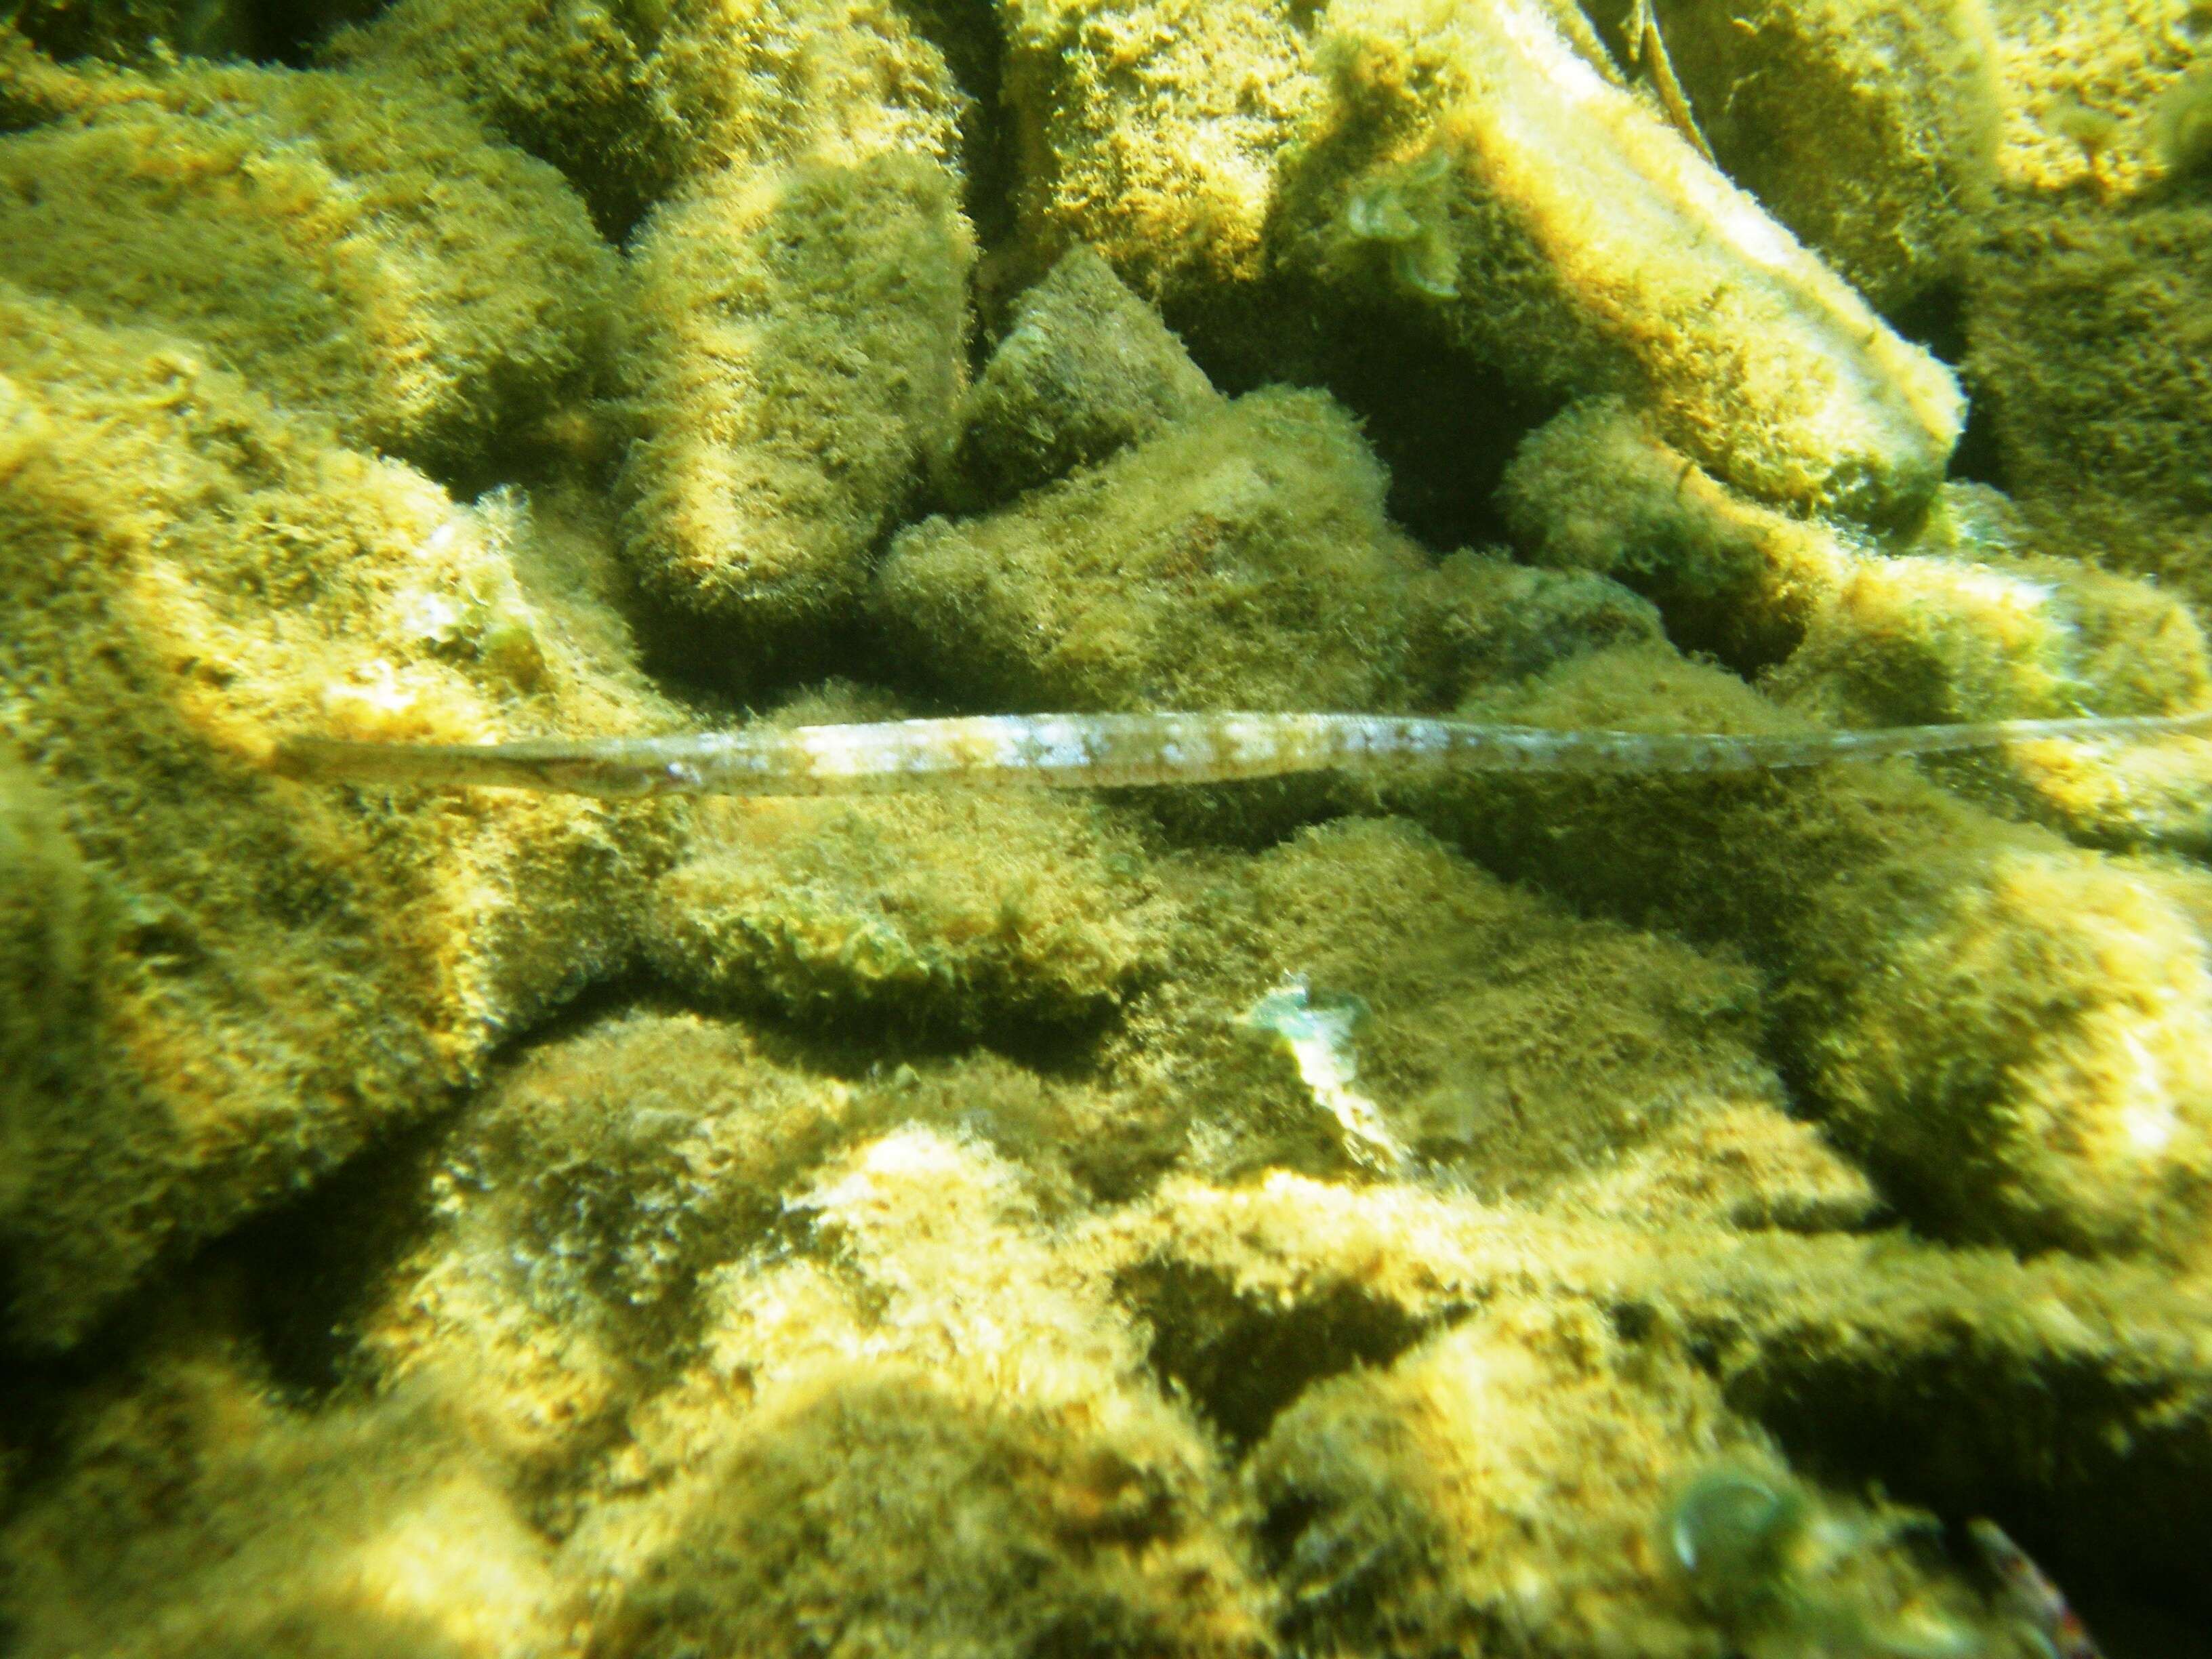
[4,0,2212,1654]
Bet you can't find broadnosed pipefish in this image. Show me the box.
[272,708,2212,800]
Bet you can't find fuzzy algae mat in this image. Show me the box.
[6,0,2212,1652]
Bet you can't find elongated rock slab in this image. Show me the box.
[1286,0,1967,525]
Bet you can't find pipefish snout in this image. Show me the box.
[272,708,2212,801]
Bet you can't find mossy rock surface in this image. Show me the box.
[647,789,1168,1035]
[0,58,618,484]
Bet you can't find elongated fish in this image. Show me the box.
[273,707,2212,800]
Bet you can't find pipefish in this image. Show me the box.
[272,707,2212,800]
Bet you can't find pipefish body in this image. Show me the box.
[272,708,2212,800]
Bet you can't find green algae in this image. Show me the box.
[2154,58,2212,173]
[619,149,972,651]
[0,54,618,485]
[947,244,1220,508]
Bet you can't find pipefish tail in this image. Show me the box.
[271,708,2212,802]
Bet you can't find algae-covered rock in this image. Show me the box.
[355,1014,1145,1466]
[2156,56,2212,176]
[419,1114,1277,1656]
[998,0,1317,295]
[0,1334,572,1659]
[0,284,682,1345]
[1624,0,2003,313]
[619,151,972,644]
[352,1012,855,1486]
[1954,5,2212,854]
[1498,396,1852,664]
[0,55,617,484]
[328,0,676,232]
[1276,0,1966,525]
[648,787,1168,1034]
[592,1366,1266,1659]
[5,0,256,61]
[1250,1300,1999,1659]
[1426,551,1671,689]
[1415,644,2212,1258]
[332,0,972,234]
[0,751,98,1222]
[1770,485,2212,846]
[876,387,1446,716]
[1812,844,2212,1253]
[1556,1100,1881,1233]
[1504,402,2212,729]
[1251,1300,1727,1658]
[366,1012,874,1410]
[1988,0,2207,196]
[1015,816,1785,1199]
[634,682,1168,1036]
[1206,819,1775,1191]
[1115,1174,2212,1617]
[1771,485,2212,731]
[996,0,1967,522]
[1502,401,2212,846]
[950,245,1221,508]
[1966,199,2212,612]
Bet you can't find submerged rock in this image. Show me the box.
[949,245,1221,508]
[0,1334,574,1659]
[1250,1300,1998,1659]
[1967,197,2212,613]
[618,152,972,645]
[1278,0,1966,526]
[1987,0,2207,197]
[0,54,618,485]
[1420,644,2212,1260]
[998,0,1318,294]
[331,0,975,234]
[647,777,1168,1034]
[0,285,681,1346]
[1620,0,2003,314]
[876,387,1448,717]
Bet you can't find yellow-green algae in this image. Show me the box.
[0,750,97,1223]
[0,273,684,1344]
[618,150,972,643]
[1590,0,2003,316]
[996,0,1319,295]
[947,244,1222,508]
[0,49,619,484]
[1499,398,2212,844]
[335,0,979,655]
[1418,644,2212,1258]
[1986,0,2208,197]
[1251,1304,1990,1659]
[1,1327,572,1658]
[6,0,2212,1651]
[644,687,1172,1034]
[1273,0,1967,525]
[876,386,1454,720]
[330,0,979,233]
[1967,199,2212,609]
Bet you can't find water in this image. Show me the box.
[1,0,2209,1652]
